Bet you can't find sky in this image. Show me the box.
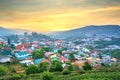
[0,0,120,32]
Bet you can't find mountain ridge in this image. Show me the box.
[49,25,120,39]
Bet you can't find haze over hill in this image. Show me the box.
[49,25,120,39]
[0,27,32,36]
[0,25,120,39]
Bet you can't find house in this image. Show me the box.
[74,54,81,60]
[83,48,90,53]
[62,51,69,55]
[23,43,31,49]
[91,50,97,53]
[28,49,33,54]
[64,54,70,59]
[53,49,60,53]
[101,54,111,63]
[73,61,85,68]
[0,56,11,63]
[52,57,60,61]
[15,51,32,61]
[16,44,26,51]
[86,57,93,61]
[34,58,45,65]
[32,41,39,48]
[60,56,70,63]
[62,63,68,69]
[45,52,54,58]
[2,46,11,55]
[50,54,60,61]
[20,60,34,66]
[50,54,57,59]
[111,58,117,63]
[31,43,41,50]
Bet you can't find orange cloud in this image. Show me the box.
[0,6,120,32]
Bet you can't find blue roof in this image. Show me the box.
[34,58,45,65]
[52,57,60,61]
[15,51,32,61]
[16,51,29,56]
[75,54,80,58]
[65,54,70,59]
[2,50,11,55]
[53,49,60,53]
[77,52,84,55]
[101,54,109,57]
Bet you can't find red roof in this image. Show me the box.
[45,52,54,57]
[91,50,96,53]
[36,46,41,49]
[16,44,24,50]
[56,40,65,43]
[62,51,68,54]
[33,41,38,45]
[24,43,31,47]
[60,56,70,62]
[28,50,33,54]
[4,46,11,50]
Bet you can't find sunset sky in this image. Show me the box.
[0,0,120,32]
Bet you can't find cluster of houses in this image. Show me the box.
[0,36,118,69]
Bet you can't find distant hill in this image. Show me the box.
[50,25,120,39]
[11,29,32,34]
[0,27,15,36]
[0,27,32,36]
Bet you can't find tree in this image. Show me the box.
[62,70,71,75]
[73,65,79,71]
[80,54,84,57]
[62,47,67,51]
[0,65,8,76]
[83,62,93,71]
[42,47,52,52]
[7,37,11,45]
[32,49,45,59]
[10,44,15,50]
[41,71,53,80]
[0,44,3,54]
[101,62,110,67]
[69,52,76,62]
[26,65,39,74]
[66,62,74,71]
[38,62,49,72]
[57,50,62,55]
[111,49,120,60]
[50,61,63,72]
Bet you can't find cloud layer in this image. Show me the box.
[0,0,120,32]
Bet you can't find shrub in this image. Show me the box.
[83,62,93,71]
[0,65,8,76]
[73,65,79,71]
[101,62,110,67]
[78,70,86,74]
[41,71,53,80]
[9,73,21,80]
[26,65,39,75]
[62,70,71,75]
[38,62,49,72]
[50,61,63,72]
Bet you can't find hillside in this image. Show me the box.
[50,25,120,39]
[0,27,32,36]
[0,27,15,36]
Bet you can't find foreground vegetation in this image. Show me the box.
[0,63,120,80]
[0,70,120,80]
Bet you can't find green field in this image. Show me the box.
[0,69,120,80]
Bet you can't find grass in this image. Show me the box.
[11,70,119,80]
[0,63,120,80]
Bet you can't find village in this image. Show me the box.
[0,32,118,71]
